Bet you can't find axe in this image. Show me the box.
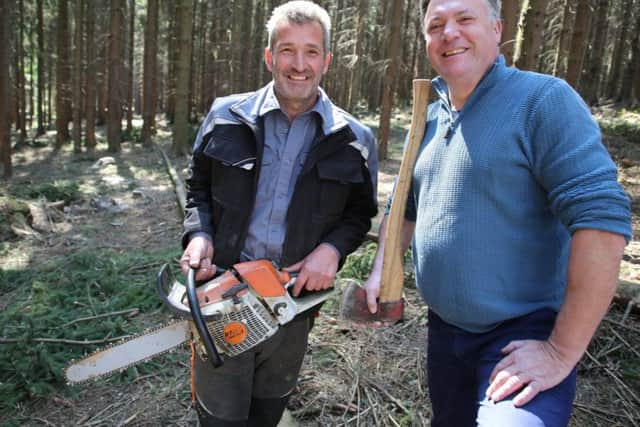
[341,79,431,324]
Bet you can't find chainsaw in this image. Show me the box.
[64,259,335,384]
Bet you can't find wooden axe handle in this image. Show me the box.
[379,79,431,302]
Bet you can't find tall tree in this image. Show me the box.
[514,0,547,71]
[377,0,404,161]
[0,0,12,178]
[551,0,574,77]
[501,0,520,65]
[72,0,84,153]
[15,0,27,146]
[620,2,639,105]
[173,0,194,154]
[142,0,159,146]
[85,0,97,151]
[55,0,72,149]
[36,0,46,135]
[581,0,610,104]
[606,0,633,99]
[565,0,591,88]
[126,0,135,133]
[347,0,368,112]
[108,0,125,152]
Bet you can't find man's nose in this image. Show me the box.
[292,52,306,70]
[442,21,459,40]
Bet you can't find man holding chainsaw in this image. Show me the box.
[179,1,378,425]
[363,0,631,426]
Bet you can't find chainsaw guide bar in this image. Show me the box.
[64,320,190,384]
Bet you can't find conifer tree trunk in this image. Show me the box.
[606,0,633,99]
[126,0,135,134]
[16,0,27,146]
[143,0,159,146]
[108,0,125,152]
[72,0,84,153]
[514,0,547,71]
[581,0,609,104]
[0,0,12,178]
[377,0,404,161]
[620,6,639,105]
[347,0,368,112]
[85,1,97,151]
[36,0,46,136]
[173,0,194,155]
[501,0,520,65]
[56,0,72,149]
[551,0,573,77]
[565,0,591,88]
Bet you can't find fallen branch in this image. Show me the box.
[157,146,186,218]
[61,308,140,327]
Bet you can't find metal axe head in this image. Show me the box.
[339,280,404,324]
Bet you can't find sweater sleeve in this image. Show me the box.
[529,79,632,241]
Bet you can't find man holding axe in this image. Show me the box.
[358,0,631,425]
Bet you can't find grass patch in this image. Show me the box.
[596,109,640,144]
[8,180,82,204]
[0,246,182,414]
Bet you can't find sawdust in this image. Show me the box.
[2,115,640,426]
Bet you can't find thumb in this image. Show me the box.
[366,287,378,314]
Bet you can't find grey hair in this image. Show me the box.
[266,1,332,54]
[420,0,502,21]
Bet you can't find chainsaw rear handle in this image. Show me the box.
[187,268,224,368]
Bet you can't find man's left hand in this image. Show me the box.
[284,243,340,296]
[486,339,575,407]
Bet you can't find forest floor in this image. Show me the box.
[1,107,640,427]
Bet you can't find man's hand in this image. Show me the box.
[284,243,340,296]
[180,235,215,281]
[485,339,575,407]
[363,271,382,314]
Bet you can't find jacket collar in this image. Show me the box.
[230,81,350,137]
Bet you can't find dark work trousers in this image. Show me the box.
[426,308,577,427]
[192,315,312,426]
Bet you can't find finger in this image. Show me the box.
[512,382,539,407]
[180,256,190,274]
[365,286,378,314]
[501,340,525,354]
[195,264,214,281]
[490,373,526,402]
[293,271,308,296]
[283,260,304,272]
[486,369,512,397]
[489,354,514,383]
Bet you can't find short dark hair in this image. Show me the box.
[421,0,502,21]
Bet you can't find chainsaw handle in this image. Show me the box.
[187,268,224,368]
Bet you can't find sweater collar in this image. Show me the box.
[432,54,510,113]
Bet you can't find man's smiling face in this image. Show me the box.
[423,0,502,88]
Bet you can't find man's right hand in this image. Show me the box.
[180,235,215,281]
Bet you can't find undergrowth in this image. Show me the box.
[0,246,182,416]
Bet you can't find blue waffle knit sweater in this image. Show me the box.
[405,55,632,333]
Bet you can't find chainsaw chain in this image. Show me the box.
[64,319,190,385]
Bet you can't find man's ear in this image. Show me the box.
[322,52,331,75]
[264,47,273,72]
